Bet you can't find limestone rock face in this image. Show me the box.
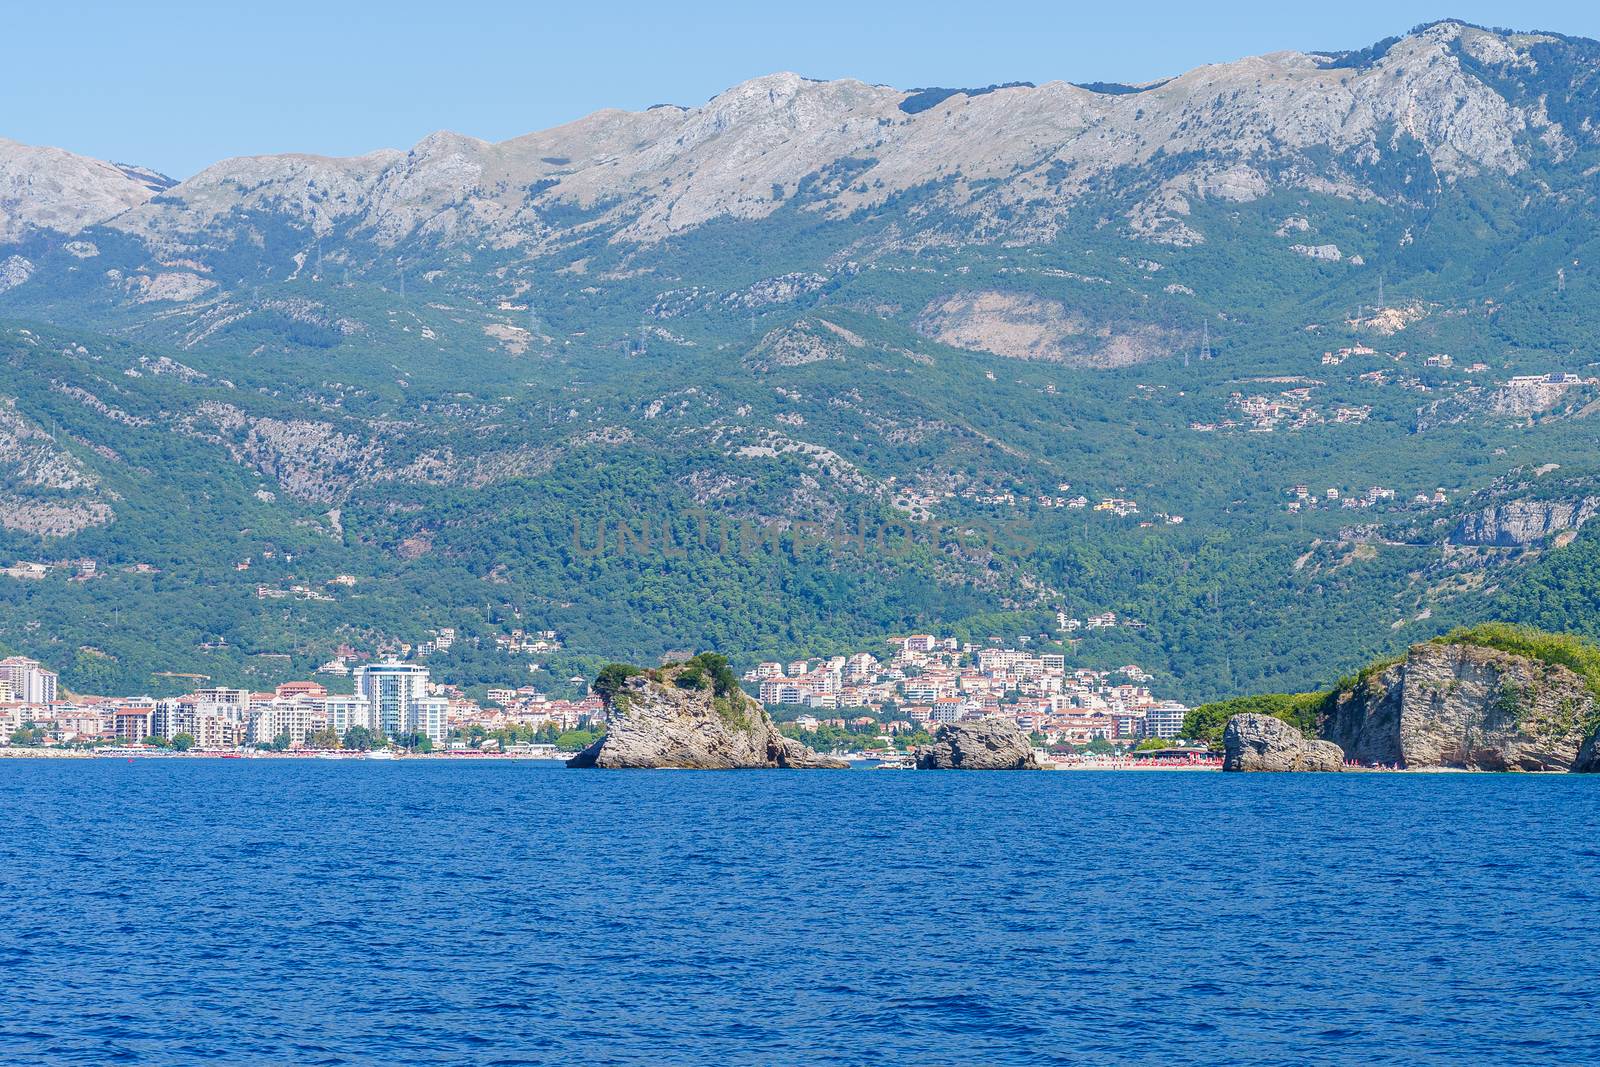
[1323,642,1593,771]
[567,666,846,770]
[1223,714,1345,772]
[1450,497,1600,547]
[914,718,1044,770]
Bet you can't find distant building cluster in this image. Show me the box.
[1056,610,1140,632]
[493,629,563,655]
[748,634,1188,744]
[1285,484,1442,513]
[0,645,608,754]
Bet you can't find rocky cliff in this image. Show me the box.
[1222,714,1345,772]
[914,718,1044,770]
[1322,641,1594,771]
[567,661,846,770]
[1450,497,1600,547]
[1577,733,1600,774]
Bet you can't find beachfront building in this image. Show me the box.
[112,704,154,742]
[1144,701,1188,740]
[322,694,375,734]
[413,696,449,747]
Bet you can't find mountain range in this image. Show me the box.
[4,18,1600,700]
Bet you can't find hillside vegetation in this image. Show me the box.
[6,22,1600,699]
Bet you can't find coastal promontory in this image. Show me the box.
[1201,624,1600,772]
[567,655,847,769]
[1323,635,1595,771]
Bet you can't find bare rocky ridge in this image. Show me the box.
[915,291,1192,367]
[1222,714,1345,772]
[567,663,846,770]
[4,21,1565,271]
[914,717,1044,769]
[1323,642,1594,771]
[0,138,169,243]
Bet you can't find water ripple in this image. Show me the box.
[0,762,1596,1064]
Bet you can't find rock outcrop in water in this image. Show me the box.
[1323,641,1593,771]
[914,717,1044,770]
[1222,714,1345,772]
[567,656,847,770]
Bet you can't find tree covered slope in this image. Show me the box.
[5,21,1600,699]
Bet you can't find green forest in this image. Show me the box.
[7,30,1600,703]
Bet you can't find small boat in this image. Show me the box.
[365,749,397,760]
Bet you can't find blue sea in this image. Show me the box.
[0,761,1596,1065]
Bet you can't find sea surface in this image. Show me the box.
[0,761,1596,1065]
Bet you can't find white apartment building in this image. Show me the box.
[321,695,375,734]
[759,681,809,706]
[0,657,58,704]
[251,699,332,747]
[842,653,879,684]
[412,696,448,746]
[149,699,190,741]
[1145,701,1189,740]
[901,678,953,703]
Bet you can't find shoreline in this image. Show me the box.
[0,748,1582,773]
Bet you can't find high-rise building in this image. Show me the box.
[353,661,431,739]
[412,696,449,747]
[0,657,58,704]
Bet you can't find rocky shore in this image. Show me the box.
[1323,641,1592,772]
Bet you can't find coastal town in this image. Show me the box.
[0,631,1196,759]
[750,634,1188,747]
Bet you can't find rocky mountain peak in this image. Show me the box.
[0,137,171,242]
[3,22,1597,292]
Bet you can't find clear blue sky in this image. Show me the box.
[9,2,1600,177]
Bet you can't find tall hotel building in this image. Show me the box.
[353,661,438,743]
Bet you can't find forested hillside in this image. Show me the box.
[5,20,1600,700]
